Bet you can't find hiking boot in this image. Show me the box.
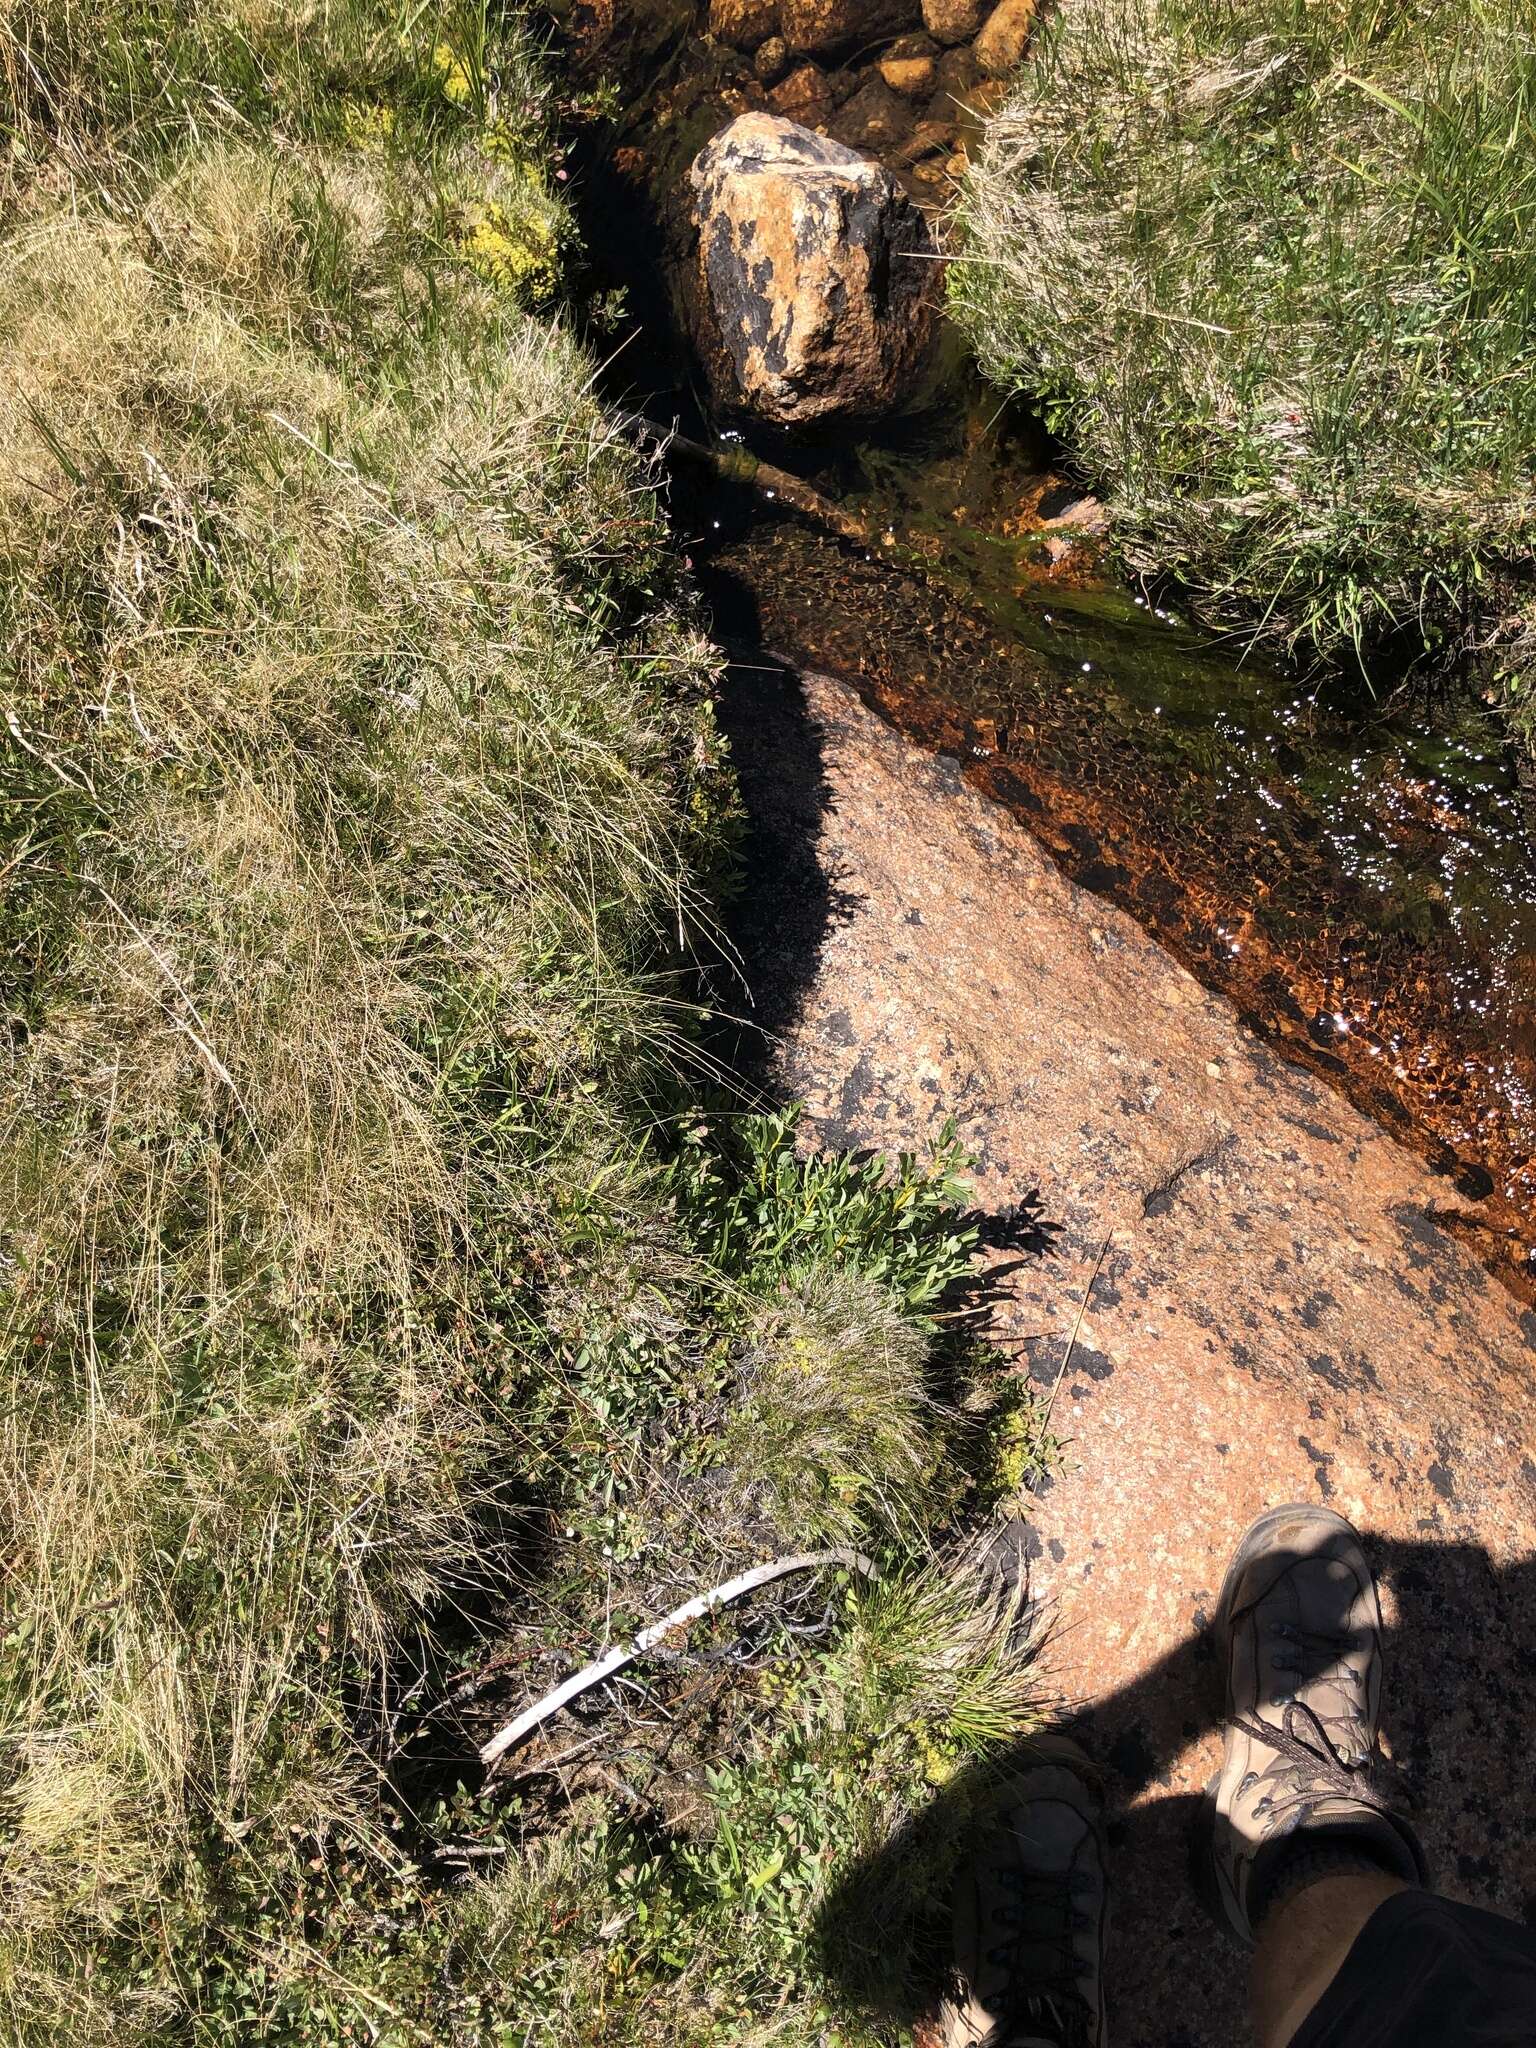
[945,1738,1108,2048]
[1202,1503,1428,1945]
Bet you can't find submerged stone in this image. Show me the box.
[921,0,985,40]
[974,0,1037,73]
[779,0,917,53]
[706,0,780,43]
[767,60,834,124]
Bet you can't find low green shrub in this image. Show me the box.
[952,0,1536,732]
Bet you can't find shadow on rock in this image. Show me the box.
[972,1190,1064,1266]
[707,565,866,1072]
[812,1527,1536,2044]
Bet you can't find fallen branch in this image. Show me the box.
[628,415,875,546]
[478,1548,877,1769]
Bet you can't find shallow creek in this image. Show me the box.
[577,18,1536,1293]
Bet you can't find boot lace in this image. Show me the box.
[982,1868,1096,2048]
[1236,1654,1409,1851]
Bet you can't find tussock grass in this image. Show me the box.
[0,5,1052,2038]
[0,4,728,2033]
[724,1269,935,1549]
[953,0,1536,730]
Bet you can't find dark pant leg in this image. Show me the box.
[1290,1890,1536,2048]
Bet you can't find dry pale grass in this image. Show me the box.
[0,47,721,2032]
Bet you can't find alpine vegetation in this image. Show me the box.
[0,4,1047,2039]
[953,0,1536,732]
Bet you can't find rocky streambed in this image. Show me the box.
[566,0,1536,1299]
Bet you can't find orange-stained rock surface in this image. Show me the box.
[974,0,1037,74]
[779,0,917,52]
[706,0,780,45]
[722,658,1536,2040]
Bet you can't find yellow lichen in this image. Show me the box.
[455,196,561,306]
[917,1731,961,1787]
[339,97,396,149]
[431,40,475,106]
[480,115,528,163]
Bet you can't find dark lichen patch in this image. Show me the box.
[1091,1263,1124,1309]
[1298,1433,1337,1499]
[828,1049,880,1140]
[1307,1352,1350,1391]
[1295,1288,1340,1330]
[1071,1344,1116,1382]
[1286,1113,1343,1145]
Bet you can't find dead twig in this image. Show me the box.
[628,415,875,546]
[1043,1234,1113,1427]
[479,1548,877,1769]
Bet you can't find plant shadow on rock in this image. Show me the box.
[813,1528,1536,2043]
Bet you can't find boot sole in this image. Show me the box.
[994,1731,1112,2047]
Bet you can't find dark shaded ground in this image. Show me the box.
[815,1529,1536,2043]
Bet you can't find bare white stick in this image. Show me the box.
[478,1548,877,1768]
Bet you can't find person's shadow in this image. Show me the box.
[813,1527,1536,2046]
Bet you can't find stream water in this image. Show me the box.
[575,17,1536,1294]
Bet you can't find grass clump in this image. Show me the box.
[449,1546,1043,2047]
[0,6,1054,2041]
[721,1268,935,1549]
[952,0,1536,731]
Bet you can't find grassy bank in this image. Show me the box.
[952,0,1536,732]
[0,4,1046,2039]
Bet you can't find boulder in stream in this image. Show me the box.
[689,112,938,425]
